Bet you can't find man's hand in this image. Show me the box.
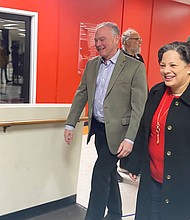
[117,139,133,158]
[64,129,74,145]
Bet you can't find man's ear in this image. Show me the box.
[115,34,120,44]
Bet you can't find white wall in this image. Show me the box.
[0,104,84,215]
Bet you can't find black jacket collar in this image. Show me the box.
[152,82,190,106]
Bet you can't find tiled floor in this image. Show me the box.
[0,82,23,103]
[77,135,139,220]
[27,204,86,220]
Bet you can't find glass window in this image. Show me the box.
[0,12,31,103]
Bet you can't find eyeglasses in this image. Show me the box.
[129,37,142,41]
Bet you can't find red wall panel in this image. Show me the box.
[35,1,60,102]
[122,0,153,67]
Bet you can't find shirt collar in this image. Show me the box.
[100,49,120,65]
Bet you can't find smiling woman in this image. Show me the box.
[158,41,190,96]
[126,41,190,220]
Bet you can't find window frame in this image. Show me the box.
[0,7,38,103]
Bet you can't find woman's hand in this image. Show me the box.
[129,173,138,181]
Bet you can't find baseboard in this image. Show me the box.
[1,195,76,220]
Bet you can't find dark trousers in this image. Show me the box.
[119,157,129,169]
[85,118,122,220]
[148,178,162,220]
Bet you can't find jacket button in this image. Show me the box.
[166,174,171,180]
[175,101,179,106]
[166,151,172,156]
[167,125,172,130]
[165,198,169,204]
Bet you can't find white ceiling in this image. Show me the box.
[0,18,25,42]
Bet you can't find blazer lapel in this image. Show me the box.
[105,51,126,98]
[91,57,101,101]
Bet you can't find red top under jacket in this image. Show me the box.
[148,88,177,183]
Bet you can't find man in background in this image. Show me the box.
[121,28,144,63]
[116,28,145,182]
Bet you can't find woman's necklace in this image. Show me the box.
[156,96,169,145]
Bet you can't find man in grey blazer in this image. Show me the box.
[64,22,147,220]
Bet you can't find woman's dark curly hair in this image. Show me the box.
[158,41,190,64]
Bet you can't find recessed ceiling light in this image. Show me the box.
[4,27,19,30]
[3,23,18,27]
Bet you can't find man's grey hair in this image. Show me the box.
[121,28,136,45]
[96,22,120,36]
